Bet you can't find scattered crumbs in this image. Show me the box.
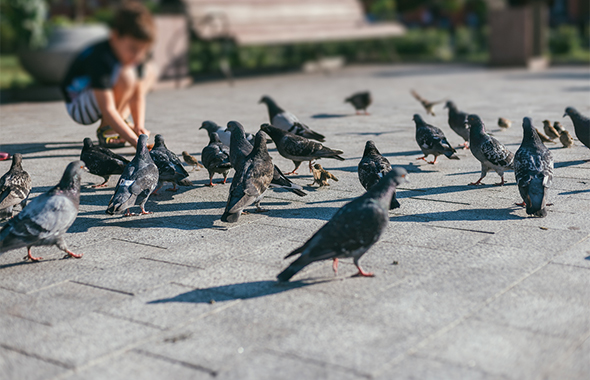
[539,227,548,230]
[209,299,216,304]
[392,261,399,265]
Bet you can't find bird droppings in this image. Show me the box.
[539,227,549,230]
[392,261,399,265]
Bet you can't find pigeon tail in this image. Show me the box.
[444,151,460,160]
[277,255,311,282]
[301,130,326,143]
[390,196,400,210]
[178,178,192,186]
[221,211,240,223]
[525,177,547,217]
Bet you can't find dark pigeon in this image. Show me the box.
[444,101,470,148]
[227,121,306,196]
[345,91,372,115]
[80,137,130,187]
[259,95,325,142]
[564,107,590,149]
[514,117,554,217]
[260,123,344,175]
[199,120,253,147]
[0,161,86,261]
[221,131,274,223]
[467,114,514,186]
[358,141,400,209]
[201,131,232,186]
[106,134,159,216]
[277,167,408,282]
[150,134,192,192]
[0,153,31,219]
[413,114,459,164]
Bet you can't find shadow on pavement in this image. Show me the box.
[311,113,350,119]
[392,207,522,222]
[554,159,588,169]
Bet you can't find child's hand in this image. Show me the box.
[135,126,150,137]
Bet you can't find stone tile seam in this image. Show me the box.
[139,257,204,270]
[0,343,73,370]
[408,352,507,379]
[69,281,135,296]
[371,259,553,377]
[132,348,218,377]
[48,299,242,380]
[111,238,168,250]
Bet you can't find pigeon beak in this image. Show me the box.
[402,174,409,183]
[81,165,89,172]
[562,113,567,118]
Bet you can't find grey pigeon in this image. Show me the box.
[0,161,85,261]
[410,89,444,116]
[259,95,325,142]
[199,120,253,147]
[468,114,514,186]
[221,131,274,223]
[345,91,372,115]
[227,121,306,196]
[106,134,159,216]
[445,101,470,148]
[564,107,590,149]
[80,138,130,187]
[150,134,192,192]
[413,114,459,164]
[277,167,409,282]
[514,117,554,217]
[201,131,232,186]
[260,123,344,175]
[358,141,400,209]
[0,153,31,219]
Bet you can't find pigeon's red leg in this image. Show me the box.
[469,177,484,186]
[140,206,152,215]
[285,162,302,175]
[356,111,360,115]
[206,176,216,187]
[166,183,178,192]
[332,258,339,275]
[221,175,228,184]
[309,161,315,173]
[416,156,428,162]
[364,110,370,115]
[462,141,469,150]
[92,179,109,188]
[515,202,526,207]
[65,249,83,259]
[494,176,505,186]
[428,156,438,164]
[353,264,374,278]
[152,184,163,195]
[24,248,42,262]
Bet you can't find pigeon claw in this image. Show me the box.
[25,249,42,262]
[469,178,484,186]
[353,266,374,278]
[91,182,109,188]
[332,258,339,275]
[493,178,506,186]
[515,202,526,207]
[64,250,83,259]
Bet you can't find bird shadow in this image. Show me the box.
[396,183,515,199]
[147,278,334,304]
[334,131,401,137]
[311,113,350,119]
[559,189,590,195]
[554,160,588,169]
[0,141,83,156]
[392,207,522,223]
[0,256,67,270]
[333,162,436,174]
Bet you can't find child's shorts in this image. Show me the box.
[66,89,101,125]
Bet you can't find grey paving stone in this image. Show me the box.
[0,346,67,380]
[542,337,590,380]
[550,237,590,269]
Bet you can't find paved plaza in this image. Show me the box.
[0,64,589,379]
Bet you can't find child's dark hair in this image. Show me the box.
[111,1,155,42]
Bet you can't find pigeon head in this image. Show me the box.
[252,130,269,155]
[226,121,245,134]
[153,134,166,150]
[564,107,577,118]
[444,101,456,110]
[200,121,219,132]
[521,117,542,145]
[83,138,93,149]
[412,114,425,125]
[259,123,283,140]
[10,153,23,170]
[136,134,150,156]
[367,167,408,206]
[259,95,273,105]
[467,114,485,132]
[209,132,222,144]
[363,140,381,157]
[58,160,87,191]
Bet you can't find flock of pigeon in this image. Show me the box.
[0,93,588,281]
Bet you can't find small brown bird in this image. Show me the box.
[553,121,564,133]
[542,120,560,140]
[498,117,512,130]
[410,90,444,116]
[559,129,574,148]
[309,164,338,187]
[535,128,554,143]
[182,151,203,171]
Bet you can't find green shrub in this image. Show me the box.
[550,25,581,55]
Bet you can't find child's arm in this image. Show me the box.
[129,78,150,137]
[93,89,140,147]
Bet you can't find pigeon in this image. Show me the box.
[106,134,159,216]
[535,128,554,144]
[221,131,274,223]
[514,117,554,217]
[444,101,470,148]
[358,140,400,209]
[259,95,325,142]
[150,134,192,192]
[413,114,459,164]
[498,117,512,130]
[260,123,344,175]
[553,121,564,133]
[0,153,31,219]
[227,121,306,196]
[564,107,590,149]
[199,120,253,147]
[277,167,409,282]
[0,161,86,261]
[345,91,372,115]
[201,132,232,186]
[410,90,444,116]
[80,138,130,187]
[309,163,338,187]
[467,114,514,186]
[542,120,560,140]
[181,151,203,171]
[559,129,574,148]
